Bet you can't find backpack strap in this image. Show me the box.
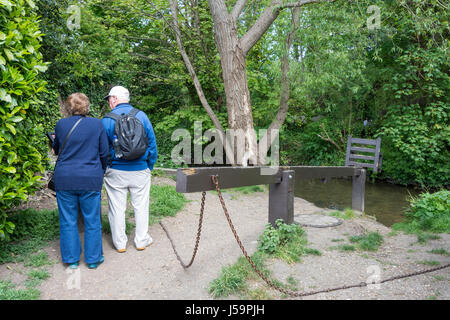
[128,108,140,118]
[104,112,121,121]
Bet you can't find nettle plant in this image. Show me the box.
[0,0,49,240]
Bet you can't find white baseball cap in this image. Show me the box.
[104,86,130,101]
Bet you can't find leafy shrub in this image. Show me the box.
[0,209,59,264]
[0,0,49,239]
[258,219,307,263]
[404,190,450,233]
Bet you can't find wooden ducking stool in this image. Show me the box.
[175,136,382,226]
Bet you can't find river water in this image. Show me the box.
[294,178,421,227]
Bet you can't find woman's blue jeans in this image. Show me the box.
[56,190,103,264]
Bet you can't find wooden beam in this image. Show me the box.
[352,168,366,212]
[350,146,376,153]
[269,170,294,227]
[176,166,284,193]
[288,166,358,180]
[350,137,378,145]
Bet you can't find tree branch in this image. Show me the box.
[168,0,235,165]
[231,0,247,23]
[129,52,171,66]
[168,0,224,131]
[257,7,301,163]
[240,0,334,56]
[317,123,343,152]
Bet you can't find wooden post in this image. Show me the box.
[269,170,294,227]
[352,168,366,213]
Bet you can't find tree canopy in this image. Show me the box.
[0,0,448,237]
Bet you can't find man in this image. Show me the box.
[102,86,157,252]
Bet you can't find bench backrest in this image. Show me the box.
[345,136,382,173]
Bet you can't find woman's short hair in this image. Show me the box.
[66,93,90,116]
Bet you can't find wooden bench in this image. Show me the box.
[345,136,382,173]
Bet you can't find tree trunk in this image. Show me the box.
[208,0,258,166]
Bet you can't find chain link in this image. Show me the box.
[159,191,206,269]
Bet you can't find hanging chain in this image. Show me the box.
[159,191,206,269]
[160,174,450,297]
[210,174,450,298]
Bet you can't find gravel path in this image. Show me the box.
[1,176,449,300]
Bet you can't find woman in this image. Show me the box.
[52,93,109,269]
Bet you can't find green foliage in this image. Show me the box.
[210,220,317,298]
[394,190,450,234]
[23,251,54,267]
[208,251,269,299]
[329,208,356,220]
[149,185,188,225]
[0,209,60,264]
[0,0,49,239]
[258,219,307,264]
[372,0,449,187]
[349,232,384,251]
[0,280,40,300]
[25,268,50,288]
[278,0,449,188]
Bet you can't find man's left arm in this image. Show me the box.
[142,115,157,170]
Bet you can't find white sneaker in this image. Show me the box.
[136,238,153,251]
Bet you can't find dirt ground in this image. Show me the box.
[1,176,449,300]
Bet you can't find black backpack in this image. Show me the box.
[104,108,148,160]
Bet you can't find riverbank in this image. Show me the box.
[0,175,449,300]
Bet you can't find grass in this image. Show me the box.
[24,251,55,268]
[25,269,51,288]
[391,190,450,244]
[0,266,50,300]
[334,244,356,252]
[418,260,441,266]
[210,185,267,199]
[349,232,384,251]
[209,220,319,299]
[329,208,356,220]
[149,185,188,225]
[0,280,40,300]
[428,248,449,256]
[209,251,270,299]
[0,209,60,264]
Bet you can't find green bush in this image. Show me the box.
[258,219,307,263]
[0,0,49,240]
[0,209,59,264]
[405,190,450,233]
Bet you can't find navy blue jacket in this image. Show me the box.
[53,115,109,191]
[101,103,158,171]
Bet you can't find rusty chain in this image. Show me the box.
[210,174,450,298]
[161,174,450,298]
[159,191,206,269]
